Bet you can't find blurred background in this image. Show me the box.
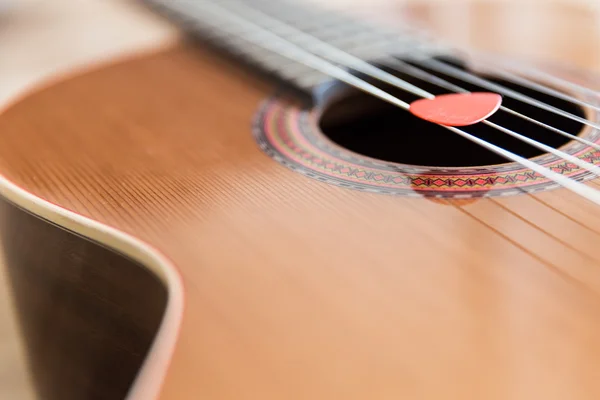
[0,0,598,398]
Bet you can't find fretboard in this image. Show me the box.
[142,0,437,91]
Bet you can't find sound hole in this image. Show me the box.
[318,57,587,167]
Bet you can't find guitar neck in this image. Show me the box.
[142,0,433,91]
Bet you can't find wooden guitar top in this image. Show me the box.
[0,1,599,399]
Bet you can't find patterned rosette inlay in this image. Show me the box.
[253,97,600,198]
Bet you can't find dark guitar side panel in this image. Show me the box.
[0,198,168,400]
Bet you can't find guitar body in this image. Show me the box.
[1,2,600,400]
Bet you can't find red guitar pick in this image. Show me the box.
[409,92,502,127]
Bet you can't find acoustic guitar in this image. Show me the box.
[1,0,600,399]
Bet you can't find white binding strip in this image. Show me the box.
[0,173,184,400]
[0,45,184,400]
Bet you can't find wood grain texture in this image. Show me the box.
[0,1,177,398]
[0,1,599,400]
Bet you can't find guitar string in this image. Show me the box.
[261,3,600,155]
[453,51,600,99]
[223,0,600,134]
[455,61,600,112]
[211,0,600,177]
[218,0,600,137]
[186,0,600,206]
[249,0,600,111]
[183,0,599,120]
[382,58,600,152]
[215,1,433,98]
[412,58,600,131]
[243,0,600,187]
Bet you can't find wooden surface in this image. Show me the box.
[0,1,599,399]
[1,1,600,399]
[0,1,176,399]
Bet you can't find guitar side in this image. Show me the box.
[0,195,178,400]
